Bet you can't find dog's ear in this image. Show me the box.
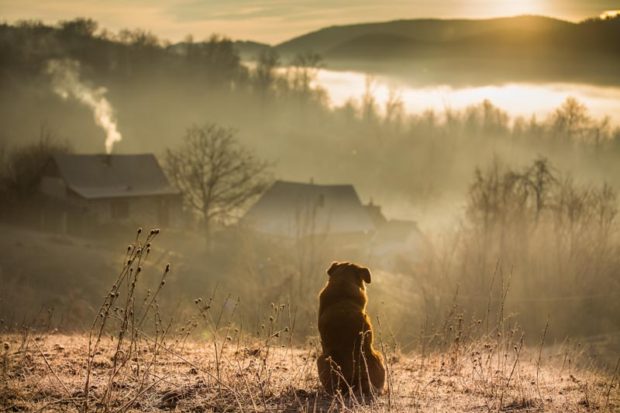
[327,262,340,276]
[359,267,371,284]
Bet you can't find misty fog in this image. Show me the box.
[309,68,620,125]
[1,17,619,366]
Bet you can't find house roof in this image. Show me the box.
[243,180,376,237]
[50,154,180,199]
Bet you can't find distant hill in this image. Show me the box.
[232,40,271,60]
[272,15,620,85]
[168,40,270,60]
[275,16,573,56]
[165,15,620,84]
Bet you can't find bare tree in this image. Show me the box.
[549,97,591,142]
[524,157,557,220]
[288,52,323,99]
[164,124,271,239]
[384,88,405,129]
[254,48,280,97]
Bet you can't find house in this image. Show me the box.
[39,154,181,231]
[242,180,429,266]
[242,180,376,238]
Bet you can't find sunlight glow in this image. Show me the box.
[600,10,620,19]
[497,0,541,16]
[312,69,620,125]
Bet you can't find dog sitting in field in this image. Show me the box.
[317,261,385,396]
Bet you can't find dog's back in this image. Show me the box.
[319,278,367,357]
[317,262,385,396]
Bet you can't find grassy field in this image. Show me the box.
[1,331,618,412]
[0,225,618,412]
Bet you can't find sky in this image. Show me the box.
[1,0,619,44]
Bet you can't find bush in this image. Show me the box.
[0,129,71,203]
[408,157,620,342]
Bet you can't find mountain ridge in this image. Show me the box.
[175,15,618,71]
[274,15,575,55]
[257,14,619,85]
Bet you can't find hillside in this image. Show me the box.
[233,40,271,60]
[275,16,573,55]
[273,15,620,85]
[2,17,620,245]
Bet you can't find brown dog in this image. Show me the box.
[317,261,385,396]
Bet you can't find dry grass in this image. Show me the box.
[1,228,618,413]
[1,332,618,412]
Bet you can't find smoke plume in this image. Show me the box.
[46,59,122,154]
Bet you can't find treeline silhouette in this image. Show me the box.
[0,18,244,87]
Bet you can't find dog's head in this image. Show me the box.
[326,261,371,287]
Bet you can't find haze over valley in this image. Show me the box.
[1,7,619,412]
